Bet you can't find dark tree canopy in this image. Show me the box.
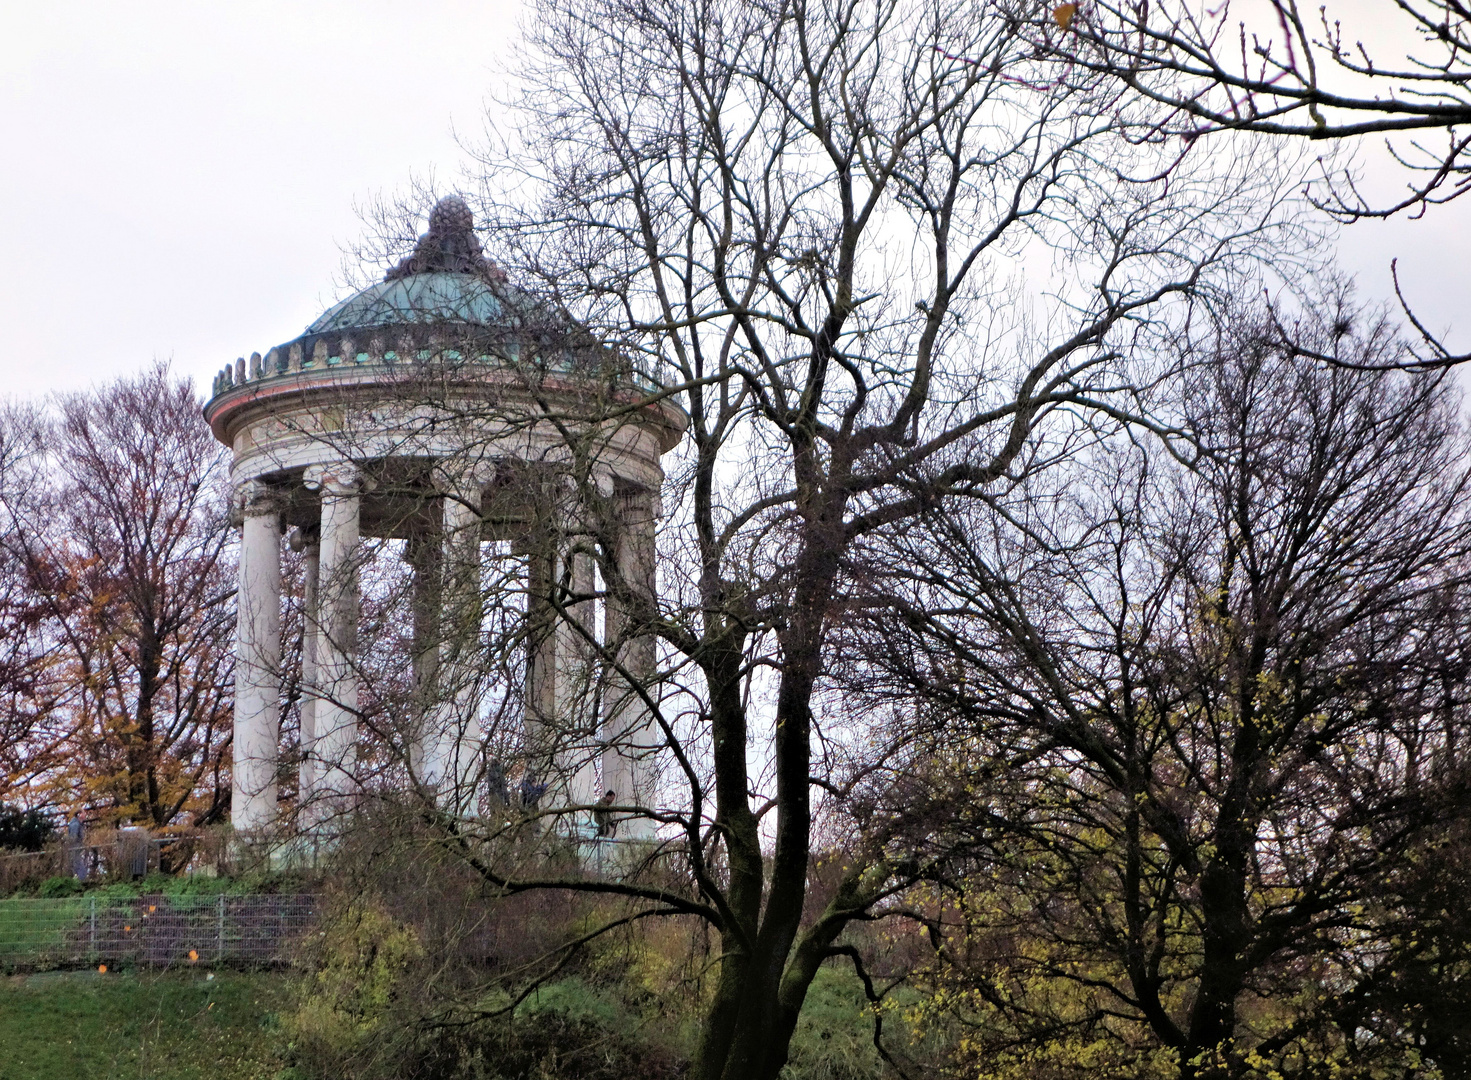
[0,805,51,852]
[850,295,1471,1078]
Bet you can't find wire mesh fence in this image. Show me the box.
[0,893,318,969]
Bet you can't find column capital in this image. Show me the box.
[303,462,364,497]
[614,480,660,522]
[233,480,283,523]
[431,460,490,500]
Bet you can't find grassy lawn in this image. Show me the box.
[0,969,289,1080]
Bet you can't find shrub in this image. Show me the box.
[37,875,82,898]
[0,806,51,852]
[414,1006,686,1080]
[285,898,426,1075]
[282,890,691,1079]
[293,900,424,1033]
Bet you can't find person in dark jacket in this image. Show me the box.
[519,772,547,811]
[593,789,618,838]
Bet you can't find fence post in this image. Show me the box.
[216,894,225,963]
[89,895,96,959]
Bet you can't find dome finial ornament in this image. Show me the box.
[385,195,503,281]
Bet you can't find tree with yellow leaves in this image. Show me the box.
[0,364,236,836]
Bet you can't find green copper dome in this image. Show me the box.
[306,271,509,335]
[288,195,535,353]
[210,195,655,399]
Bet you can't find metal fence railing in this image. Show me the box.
[0,893,318,969]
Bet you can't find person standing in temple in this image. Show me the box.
[593,789,617,838]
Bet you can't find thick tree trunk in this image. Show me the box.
[694,493,844,1080]
[1180,708,1260,1079]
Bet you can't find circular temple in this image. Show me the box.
[206,196,685,839]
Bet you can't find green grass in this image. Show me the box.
[781,966,891,1080]
[0,969,289,1080]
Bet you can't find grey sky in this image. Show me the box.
[0,2,520,400]
[1,2,1464,403]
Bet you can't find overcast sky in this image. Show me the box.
[1,2,1466,402]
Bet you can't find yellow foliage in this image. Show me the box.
[288,899,424,1053]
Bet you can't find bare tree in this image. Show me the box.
[274,0,1316,1076]
[853,294,1471,1079]
[0,404,66,803]
[1024,0,1471,219]
[988,0,1471,370]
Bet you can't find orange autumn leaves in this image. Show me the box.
[0,366,235,833]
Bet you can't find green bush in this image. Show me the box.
[4,870,316,902]
[88,882,146,899]
[158,873,234,897]
[0,805,52,851]
[37,875,82,898]
[519,975,631,1028]
[284,898,427,1075]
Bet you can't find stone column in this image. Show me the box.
[560,548,599,811]
[305,463,362,820]
[524,535,558,799]
[602,485,658,840]
[289,529,321,819]
[523,527,598,816]
[421,481,483,811]
[233,482,282,832]
[406,527,442,787]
